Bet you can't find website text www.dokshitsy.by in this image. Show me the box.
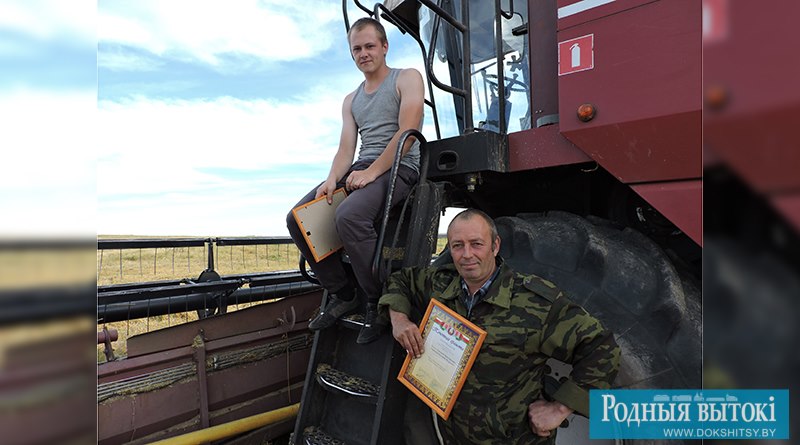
[662,427,778,439]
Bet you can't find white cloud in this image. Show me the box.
[96,87,360,235]
[98,50,164,72]
[98,0,341,67]
[97,175,317,236]
[0,88,96,236]
[97,93,345,192]
[0,0,95,44]
[0,89,95,188]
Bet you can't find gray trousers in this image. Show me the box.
[286,161,418,302]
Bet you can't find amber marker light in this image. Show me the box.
[577,103,596,122]
[704,84,729,111]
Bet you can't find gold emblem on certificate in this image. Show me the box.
[397,299,486,420]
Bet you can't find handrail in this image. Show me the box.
[500,0,515,20]
[0,284,95,327]
[97,238,209,250]
[98,236,293,250]
[342,0,350,32]
[420,0,474,131]
[419,0,474,133]
[495,0,507,135]
[424,1,467,101]
[373,2,442,140]
[425,9,464,101]
[352,0,373,17]
[418,0,467,32]
[371,129,427,282]
[98,279,245,306]
[99,236,296,288]
[298,255,320,285]
[97,281,319,323]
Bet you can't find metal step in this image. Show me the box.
[303,425,346,445]
[338,313,365,330]
[315,363,379,402]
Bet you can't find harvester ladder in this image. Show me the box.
[291,130,444,445]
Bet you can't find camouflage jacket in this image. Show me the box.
[378,260,620,445]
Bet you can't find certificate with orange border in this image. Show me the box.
[397,299,486,420]
[291,188,347,262]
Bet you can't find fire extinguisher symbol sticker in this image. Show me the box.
[558,34,594,76]
[570,43,581,68]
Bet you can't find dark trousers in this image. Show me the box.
[286,161,418,303]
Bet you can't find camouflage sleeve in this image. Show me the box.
[540,295,621,417]
[378,266,432,318]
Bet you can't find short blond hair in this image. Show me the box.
[348,17,387,45]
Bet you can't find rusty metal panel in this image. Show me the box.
[98,325,314,384]
[98,292,323,444]
[126,290,322,357]
[98,353,310,445]
[206,351,310,419]
[98,379,199,445]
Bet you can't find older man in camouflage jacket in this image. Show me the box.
[378,209,620,444]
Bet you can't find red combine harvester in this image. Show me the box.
[290,0,701,444]
[98,1,702,444]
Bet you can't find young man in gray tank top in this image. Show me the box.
[286,17,424,344]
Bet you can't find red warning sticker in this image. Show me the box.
[558,34,594,76]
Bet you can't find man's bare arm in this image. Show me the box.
[317,92,358,203]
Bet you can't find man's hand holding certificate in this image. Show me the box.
[396,299,486,420]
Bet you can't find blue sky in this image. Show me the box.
[0,0,96,236]
[95,0,449,236]
[0,1,460,237]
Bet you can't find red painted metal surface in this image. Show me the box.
[771,195,800,234]
[703,1,800,196]
[557,0,657,31]
[1,384,95,445]
[558,0,701,183]
[0,330,96,445]
[631,180,703,246]
[508,125,591,172]
[563,110,700,183]
[705,104,799,194]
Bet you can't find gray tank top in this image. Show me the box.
[351,68,421,173]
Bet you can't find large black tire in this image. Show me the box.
[703,237,800,415]
[495,211,700,389]
[494,212,701,445]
